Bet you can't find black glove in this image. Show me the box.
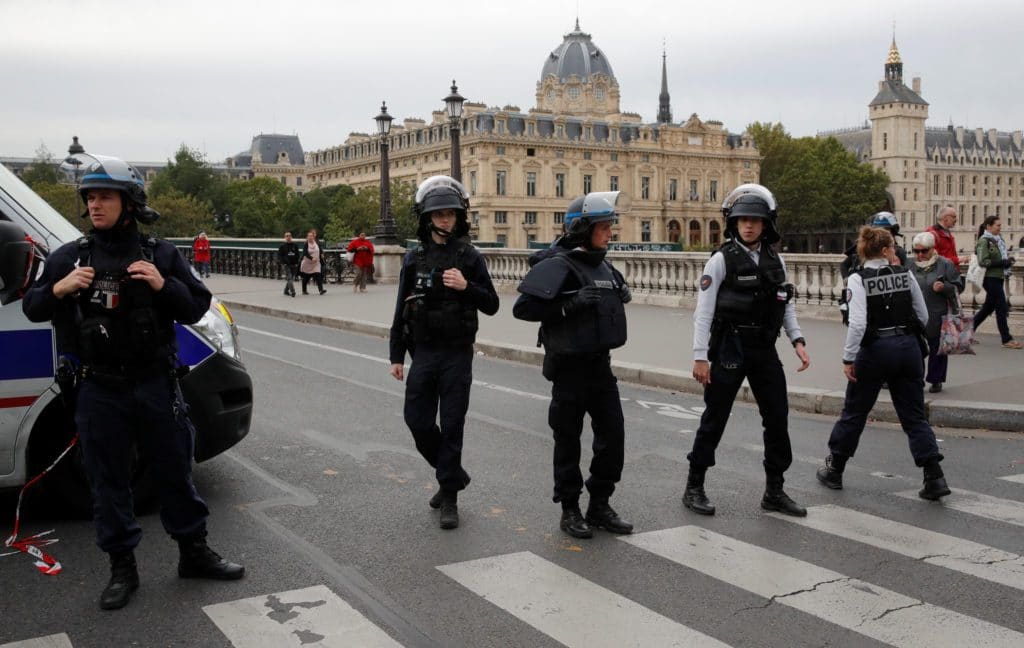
[1003,257,1016,267]
[562,285,603,316]
[617,283,632,304]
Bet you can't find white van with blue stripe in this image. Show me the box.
[0,162,252,515]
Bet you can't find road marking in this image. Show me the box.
[894,488,1024,528]
[622,526,1024,648]
[203,585,402,648]
[767,504,1024,590]
[0,636,73,648]
[999,474,1024,484]
[437,551,731,648]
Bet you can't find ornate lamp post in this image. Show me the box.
[443,80,465,182]
[63,136,87,213]
[373,101,398,244]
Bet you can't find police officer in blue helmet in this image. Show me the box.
[514,192,634,539]
[685,183,811,518]
[23,155,244,611]
[840,211,907,279]
[388,175,499,530]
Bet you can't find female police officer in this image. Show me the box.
[685,183,810,518]
[22,156,243,611]
[816,226,951,500]
[388,176,499,530]
[513,192,634,539]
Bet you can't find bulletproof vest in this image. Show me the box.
[541,253,628,356]
[402,242,479,346]
[74,235,175,367]
[859,265,916,334]
[713,241,787,339]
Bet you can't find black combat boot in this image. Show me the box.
[429,491,443,509]
[919,461,951,501]
[559,503,593,539]
[585,498,634,534]
[815,454,847,490]
[439,491,459,530]
[100,551,139,611]
[761,475,807,517]
[682,468,715,515]
[178,537,245,580]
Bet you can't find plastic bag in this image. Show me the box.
[937,300,975,356]
[966,254,985,290]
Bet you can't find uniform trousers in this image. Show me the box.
[403,345,473,492]
[827,335,942,466]
[75,370,209,554]
[547,354,625,504]
[688,340,793,476]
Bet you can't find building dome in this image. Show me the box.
[540,20,616,84]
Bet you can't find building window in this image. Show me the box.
[709,180,718,202]
[933,176,939,195]
[911,213,917,227]
[526,172,536,197]
[296,177,302,187]
[496,145,505,155]
[914,132,918,150]
[496,170,507,196]
[471,211,479,225]
[903,188,907,200]
[641,176,650,200]
[583,151,592,160]
[554,212,565,224]
[494,211,507,224]
[583,174,593,194]
[525,211,537,225]
[743,161,751,169]
[641,154,650,163]
[528,233,537,244]
[946,175,952,195]
[555,173,565,198]
[527,124,535,136]
[641,220,651,242]
[959,175,965,195]
[669,178,678,201]
[883,132,888,150]
[527,147,535,156]
[555,150,565,159]
[914,188,918,200]
[568,86,581,99]
[496,234,507,246]
[609,176,618,191]
[610,153,618,161]
[280,176,287,184]
[469,171,477,195]
[971,205,977,225]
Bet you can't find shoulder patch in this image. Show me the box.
[844,288,852,303]
[700,274,713,291]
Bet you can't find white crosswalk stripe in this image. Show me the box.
[0,635,73,648]
[621,525,1024,648]
[766,504,1024,590]
[999,473,1024,484]
[894,487,1024,527]
[203,585,402,648]
[437,551,732,648]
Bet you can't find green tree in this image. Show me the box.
[223,176,291,237]
[31,182,85,233]
[21,143,61,186]
[148,145,228,214]
[146,189,217,238]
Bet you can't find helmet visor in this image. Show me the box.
[415,175,468,204]
[581,191,631,218]
[722,183,777,214]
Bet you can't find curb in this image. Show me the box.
[224,300,1024,433]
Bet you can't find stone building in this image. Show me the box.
[304,22,759,247]
[227,133,306,193]
[827,37,1024,251]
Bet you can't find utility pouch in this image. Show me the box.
[79,314,116,364]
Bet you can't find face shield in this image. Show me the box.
[415,175,469,205]
[581,191,631,221]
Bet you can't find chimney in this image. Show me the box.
[955,126,964,147]
[912,77,921,94]
[975,128,985,147]
[1012,130,1022,150]
[878,80,885,92]
[988,128,998,148]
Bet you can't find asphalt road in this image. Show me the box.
[2,312,1023,647]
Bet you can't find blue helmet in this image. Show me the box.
[564,191,630,238]
[62,154,160,224]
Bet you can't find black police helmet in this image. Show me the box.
[0,220,39,306]
[414,175,470,241]
[721,183,780,244]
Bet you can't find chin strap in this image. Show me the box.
[430,224,453,239]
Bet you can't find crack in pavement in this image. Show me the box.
[731,577,852,615]
[867,600,926,624]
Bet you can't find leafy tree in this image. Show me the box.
[148,145,228,214]
[146,189,218,238]
[31,182,85,233]
[21,143,61,186]
[223,176,291,237]
[322,180,416,246]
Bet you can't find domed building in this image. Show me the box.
[304,22,760,248]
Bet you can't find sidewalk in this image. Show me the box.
[206,274,1024,432]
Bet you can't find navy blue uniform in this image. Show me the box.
[389,239,498,493]
[23,226,212,553]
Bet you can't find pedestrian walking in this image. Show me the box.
[927,206,960,268]
[388,176,499,530]
[277,231,300,297]
[299,229,326,295]
[21,156,244,611]
[513,192,634,540]
[816,226,951,500]
[346,232,374,293]
[684,183,810,518]
[192,231,211,278]
[909,231,963,393]
[972,216,1021,349]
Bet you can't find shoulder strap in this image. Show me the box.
[76,235,93,267]
[140,235,157,262]
[553,254,591,287]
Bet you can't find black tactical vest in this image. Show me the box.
[402,242,479,347]
[74,235,175,367]
[713,241,787,341]
[859,265,916,334]
[541,254,627,355]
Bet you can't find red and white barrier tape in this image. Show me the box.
[2,434,78,576]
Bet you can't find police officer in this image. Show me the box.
[388,176,499,530]
[840,211,907,279]
[816,226,951,500]
[513,192,634,539]
[685,184,810,518]
[22,156,244,610]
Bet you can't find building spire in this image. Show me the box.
[885,27,903,83]
[657,44,672,124]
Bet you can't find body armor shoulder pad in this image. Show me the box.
[517,255,575,300]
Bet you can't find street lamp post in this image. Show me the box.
[444,80,465,182]
[373,101,398,244]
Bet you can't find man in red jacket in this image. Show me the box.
[927,207,960,269]
[192,231,211,278]
[346,232,374,293]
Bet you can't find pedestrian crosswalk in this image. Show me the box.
[5,487,1023,648]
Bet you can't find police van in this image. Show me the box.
[0,161,252,515]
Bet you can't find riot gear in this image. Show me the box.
[562,191,630,247]
[0,220,39,305]
[62,154,160,225]
[401,244,480,347]
[414,175,470,242]
[870,211,901,237]
[721,183,780,244]
[711,242,790,352]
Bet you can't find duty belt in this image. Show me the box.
[80,358,176,383]
[727,324,775,345]
[874,326,911,338]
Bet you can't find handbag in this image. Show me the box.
[966,253,985,290]
[937,295,975,356]
[344,250,355,263]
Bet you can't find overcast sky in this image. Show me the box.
[2,0,1021,163]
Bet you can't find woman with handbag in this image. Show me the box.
[973,216,1021,349]
[910,232,964,393]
